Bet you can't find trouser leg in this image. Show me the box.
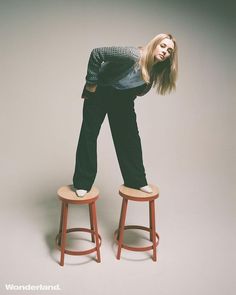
[107,94,148,189]
[73,96,106,190]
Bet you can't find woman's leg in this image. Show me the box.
[73,93,106,191]
[107,93,148,189]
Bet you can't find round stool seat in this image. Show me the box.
[119,184,159,201]
[57,185,99,204]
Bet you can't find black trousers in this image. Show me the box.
[72,84,148,191]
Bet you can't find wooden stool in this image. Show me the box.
[55,185,101,266]
[114,184,160,261]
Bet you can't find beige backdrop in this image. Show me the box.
[0,0,235,294]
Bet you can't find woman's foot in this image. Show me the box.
[75,189,87,197]
[140,185,153,193]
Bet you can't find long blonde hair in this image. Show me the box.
[138,33,178,95]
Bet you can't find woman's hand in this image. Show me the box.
[81,83,97,99]
[85,83,97,93]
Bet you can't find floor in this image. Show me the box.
[1,174,235,295]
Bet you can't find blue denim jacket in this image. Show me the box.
[84,46,153,97]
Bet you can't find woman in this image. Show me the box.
[73,33,178,197]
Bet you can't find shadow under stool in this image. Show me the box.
[55,185,101,266]
[114,184,160,261]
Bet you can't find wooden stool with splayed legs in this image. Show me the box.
[114,184,160,261]
[55,185,101,266]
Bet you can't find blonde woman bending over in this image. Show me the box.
[73,33,178,197]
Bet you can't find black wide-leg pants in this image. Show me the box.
[72,85,148,191]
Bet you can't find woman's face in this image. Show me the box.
[154,38,174,63]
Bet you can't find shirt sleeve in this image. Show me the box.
[85,46,140,84]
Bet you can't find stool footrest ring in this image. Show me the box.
[55,227,102,256]
[114,225,159,252]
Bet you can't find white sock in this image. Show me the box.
[140,185,153,193]
[75,189,87,197]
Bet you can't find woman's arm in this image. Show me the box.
[81,46,139,99]
[85,46,139,85]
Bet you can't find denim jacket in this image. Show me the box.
[82,46,153,98]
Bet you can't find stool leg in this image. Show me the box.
[116,198,128,260]
[117,197,128,240]
[150,200,157,261]
[58,201,64,246]
[149,201,153,242]
[89,203,95,242]
[91,201,101,263]
[60,202,68,266]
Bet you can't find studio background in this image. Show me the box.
[0,0,235,294]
